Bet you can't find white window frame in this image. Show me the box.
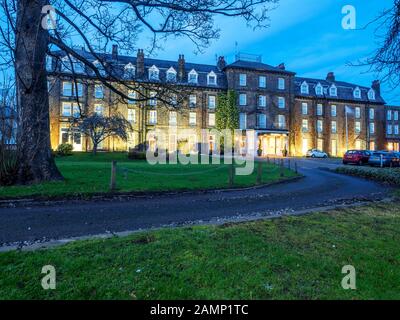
[239,113,247,130]
[301,102,308,115]
[329,85,337,97]
[395,125,399,135]
[278,78,285,90]
[301,81,309,94]
[278,97,285,109]
[128,90,137,104]
[369,108,375,120]
[61,102,72,117]
[189,112,197,126]
[394,111,399,121]
[355,121,361,134]
[387,124,393,135]
[239,74,247,86]
[149,110,157,124]
[331,121,337,134]
[208,95,216,109]
[368,89,376,100]
[188,69,198,84]
[189,95,197,108]
[355,107,361,119]
[128,109,136,123]
[354,87,361,99]
[207,71,217,85]
[369,122,375,134]
[302,119,308,132]
[317,120,323,133]
[149,91,157,106]
[258,95,266,108]
[317,104,323,116]
[239,94,247,106]
[208,113,215,127]
[315,83,323,95]
[148,65,160,81]
[94,84,104,99]
[257,114,267,129]
[166,67,177,82]
[278,115,285,129]
[94,104,104,116]
[331,105,337,117]
[62,81,73,96]
[387,110,392,121]
[169,111,177,126]
[124,63,136,79]
[259,76,266,88]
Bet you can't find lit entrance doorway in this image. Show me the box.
[259,132,289,157]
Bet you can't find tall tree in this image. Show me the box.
[216,90,239,132]
[358,1,400,89]
[0,0,277,184]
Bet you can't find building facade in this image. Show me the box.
[47,47,397,156]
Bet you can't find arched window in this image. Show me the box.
[353,87,361,99]
[368,89,376,100]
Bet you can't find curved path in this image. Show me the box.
[0,158,391,246]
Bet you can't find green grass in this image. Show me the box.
[0,153,298,199]
[1,203,400,300]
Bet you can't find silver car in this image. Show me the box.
[306,149,328,158]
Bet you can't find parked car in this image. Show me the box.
[306,149,328,158]
[368,152,400,167]
[342,150,371,165]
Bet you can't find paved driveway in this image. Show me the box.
[0,158,390,247]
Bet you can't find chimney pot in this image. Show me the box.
[326,72,335,82]
[217,56,226,71]
[112,45,118,59]
[178,54,186,82]
[372,80,381,95]
[136,49,145,78]
[277,63,285,70]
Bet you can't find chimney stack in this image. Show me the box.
[136,49,145,78]
[326,72,335,82]
[217,56,226,71]
[178,54,186,82]
[372,80,381,95]
[112,45,118,60]
[277,63,285,70]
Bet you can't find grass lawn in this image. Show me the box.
[1,203,399,300]
[0,153,298,199]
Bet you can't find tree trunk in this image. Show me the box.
[15,0,63,184]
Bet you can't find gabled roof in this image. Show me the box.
[294,76,385,104]
[225,60,295,75]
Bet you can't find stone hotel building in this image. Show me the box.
[47,46,399,156]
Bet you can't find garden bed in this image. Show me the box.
[335,166,400,185]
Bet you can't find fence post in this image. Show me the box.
[288,159,291,170]
[110,160,117,191]
[280,159,284,177]
[295,161,298,174]
[228,162,234,187]
[256,161,263,185]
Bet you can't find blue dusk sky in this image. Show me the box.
[147,0,399,105]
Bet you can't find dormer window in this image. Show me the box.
[329,84,337,97]
[93,60,106,76]
[188,69,198,84]
[315,83,323,95]
[368,89,376,100]
[207,71,217,85]
[166,67,177,82]
[148,65,159,81]
[300,81,309,94]
[354,87,361,99]
[61,55,84,74]
[124,63,136,79]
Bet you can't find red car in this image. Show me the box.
[343,150,371,165]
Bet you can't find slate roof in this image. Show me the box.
[225,60,295,75]
[51,50,226,89]
[294,77,385,104]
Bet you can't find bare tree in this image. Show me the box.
[357,1,400,89]
[75,113,132,155]
[0,0,277,184]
